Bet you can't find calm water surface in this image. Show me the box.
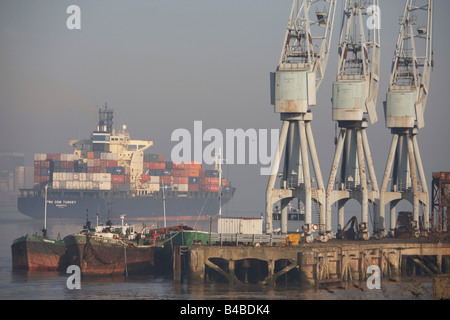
[0,207,436,300]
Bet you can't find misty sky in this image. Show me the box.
[1,0,449,228]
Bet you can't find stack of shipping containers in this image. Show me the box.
[34,152,229,195]
[141,154,229,194]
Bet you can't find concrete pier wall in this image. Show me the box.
[181,241,450,287]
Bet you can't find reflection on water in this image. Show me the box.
[0,209,437,300]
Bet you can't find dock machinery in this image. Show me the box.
[325,0,381,241]
[267,0,337,242]
[378,0,434,238]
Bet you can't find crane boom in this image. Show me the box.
[333,0,381,124]
[278,0,337,91]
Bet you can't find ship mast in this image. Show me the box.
[43,184,48,238]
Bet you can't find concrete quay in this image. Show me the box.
[174,239,450,288]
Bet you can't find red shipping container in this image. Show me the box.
[93,159,101,167]
[112,175,125,183]
[107,160,118,167]
[160,176,172,184]
[205,184,219,192]
[93,167,100,173]
[157,162,166,169]
[47,154,53,160]
[199,170,205,178]
[87,167,94,173]
[186,163,202,170]
[61,161,74,169]
[205,177,220,185]
[54,154,61,161]
[35,160,50,168]
[172,162,185,169]
[124,175,130,183]
[100,160,107,168]
[173,177,188,184]
[188,184,200,192]
[187,169,199,177]
[100,167,107,173]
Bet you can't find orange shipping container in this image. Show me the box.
[160,176,172,184]
[188,169,200,177]
[189,184,200,192]
[173,177,188,184]
[107,160,118,167]
[87,152,95,159]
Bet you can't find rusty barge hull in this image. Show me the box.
[11,236,65,272]
[63,234,171,276]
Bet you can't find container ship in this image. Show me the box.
[18,105,235,226]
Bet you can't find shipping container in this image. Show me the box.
[188,184,200,192]
[205,177,220,185]
[107,160,118,167]
[204,184,219,192]
[99,181,112,190]
[188,177,199,184]
[144,154,163,162]
[107,166,125,175]
[34,154,47,161]
[143,162,166,170]
[160,176,172,184]
[165,161,173,170]
[113,183,130,192]
[149,176,160,184]
[87,152,95,159]
[187,169,200,177]
[205,170,219,177]
[217,217,263,235]
[40,168,51,176]
[173,184,188,192]
[112,175,125,184]
[173,177,189,184]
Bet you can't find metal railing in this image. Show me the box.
[210,233,287,246]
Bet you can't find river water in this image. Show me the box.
[0,207,438,302]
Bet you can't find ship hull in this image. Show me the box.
[11,236,66,272]
[63,234,169,276]
[18,189,235,225]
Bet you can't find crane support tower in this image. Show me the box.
[378,0,434,238]
[325,0,381,241]
[267,0,337,242]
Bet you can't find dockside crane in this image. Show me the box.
[267,0,337,242]
[378,0,434,238]
[325,0,381,241]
